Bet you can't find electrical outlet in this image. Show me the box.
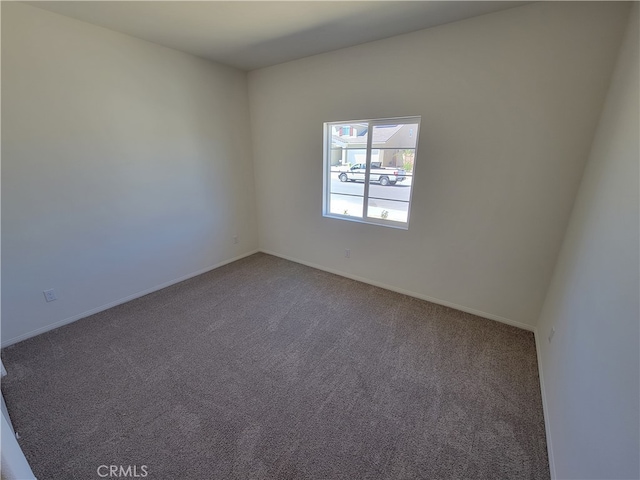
[345,249,350,258]
[548,327,556,343]
[233,235,239,244]
[43,289,57,303]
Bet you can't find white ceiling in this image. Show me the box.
[27,1,530,71]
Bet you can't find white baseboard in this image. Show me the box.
[534,329,556,480]
[1,250,260,348]
[259,249,535,332]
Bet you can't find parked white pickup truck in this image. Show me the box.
[338,162,406,186]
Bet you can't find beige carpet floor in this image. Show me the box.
[1,253,549,479]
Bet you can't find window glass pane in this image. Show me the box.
[330,123,368,145]
[371,123,418,149]
[329,166,365,218]
[365,121,417,224]
[367,196,409,223]
[328,124,366,218]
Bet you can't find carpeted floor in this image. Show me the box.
[1,253,549,479]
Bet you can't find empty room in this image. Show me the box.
[1,1,638,479]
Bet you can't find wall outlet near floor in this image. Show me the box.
[43,289,57,302]
[345,249,350,258]
[548,327,556,343]
[233,235,239,244]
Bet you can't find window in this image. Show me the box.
[323,116,420,229]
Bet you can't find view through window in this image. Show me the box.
[323,117,420,228]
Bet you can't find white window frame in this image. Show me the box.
[322,116,421,230]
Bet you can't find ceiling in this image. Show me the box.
[28,1,530,71]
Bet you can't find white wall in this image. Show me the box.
[536,5,639,479]
[1,3,259,346]
[248,2,629,328]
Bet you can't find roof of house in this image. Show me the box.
[331,124,403,147]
